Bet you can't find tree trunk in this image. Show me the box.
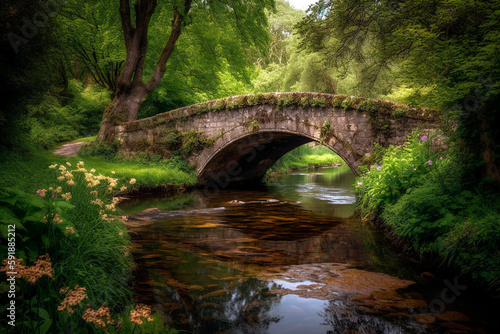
[97,0,192,142]
[97,85,146,142]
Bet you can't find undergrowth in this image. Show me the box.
[355,132,500,283]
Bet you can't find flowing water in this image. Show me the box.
[120,166,499,333]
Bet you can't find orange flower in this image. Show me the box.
[82,303,114,328]
[58,285,87,314]
[1,254,54,284]
[130,304,153,325]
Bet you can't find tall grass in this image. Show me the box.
[0,160,179,332]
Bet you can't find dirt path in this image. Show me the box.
[53,142,84,157]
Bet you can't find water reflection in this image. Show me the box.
[122,167,494,333]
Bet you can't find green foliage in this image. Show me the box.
[392,108,407,119]
[267,143,345,175]
[357,100,376,113]
[27,80,112,149]
[356,132,500,283]
[356,132,437,218]
[79,140,119,158]
[341,97,353,110]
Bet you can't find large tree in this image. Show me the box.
[297,0,500,181]
[98,0,275,141]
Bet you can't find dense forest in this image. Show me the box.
[1,0,499,332]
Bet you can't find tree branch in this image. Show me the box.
[146,0,192,93]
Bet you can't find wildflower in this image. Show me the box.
[413,168,416,171]
[92,199,104,207]
[67,180,75,186]
[421,135,428,141]
[66,162,72,167]
[90,168,96,173]
[357,182,363,186]
[105,204,116,212]
[440,157,443,160]
[55,186,62,193]
[119,232,123,236]
[4,254,55,284]
[120,186,127,192]
[428,160,433,165]
[130,304,153,325]
[0,257,24,278]
[61,192,72,201]
[111,171,115,174]
[90,190,98,197]
[57,176,65,181]
[53,194,57,198]
[59,165,66,172]
[112,197,120,204]
[65,172,74,180]
[66,226,75,234]
[49,164,58,169]
[108,187,113,191]
[77,161,85,167]
[53,214,63,223]
[377,166,382,171]
[129,178,136,185]
[82,304,114,328]
[58,285,87,314]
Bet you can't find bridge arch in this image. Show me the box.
[116,93,442,185]
[196,129,354,186]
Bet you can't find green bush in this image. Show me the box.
[356,131,500,283]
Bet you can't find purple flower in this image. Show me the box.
[421,136,428,141]
[377,166,382,171]
[413,168,416,171]
[53,194,57,198]
[428,160,433,165]
[37,189,41,194]
[440,157,443,160]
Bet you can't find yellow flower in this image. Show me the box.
[105,204,116,211]
[55,187,62,193]
[77,161,84,167]
[108,187,113,192]
[120,186,127,192]
[65,226,75,234]
[65,172,73,180]
[92,199,104,207]
[61,192,72,202]
[57,176,65,181]
[82,304,114,328]
[66,162,72,167]
[111,171,115,174]
[67,180,75,186]
[90,168,96,173]
[129,178,136,185]
[49,164,58,169]
[90,190,98,197]
[59,165,66,172]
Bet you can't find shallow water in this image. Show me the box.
[121,166,499,333]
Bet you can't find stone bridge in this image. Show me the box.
[115,92,442,186]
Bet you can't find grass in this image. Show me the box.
[0,148,197,194]
[0,144,188,333]
[267,144,345,175]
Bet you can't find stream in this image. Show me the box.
[120,165,499,333]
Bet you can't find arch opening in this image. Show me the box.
[197,131,353,187]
